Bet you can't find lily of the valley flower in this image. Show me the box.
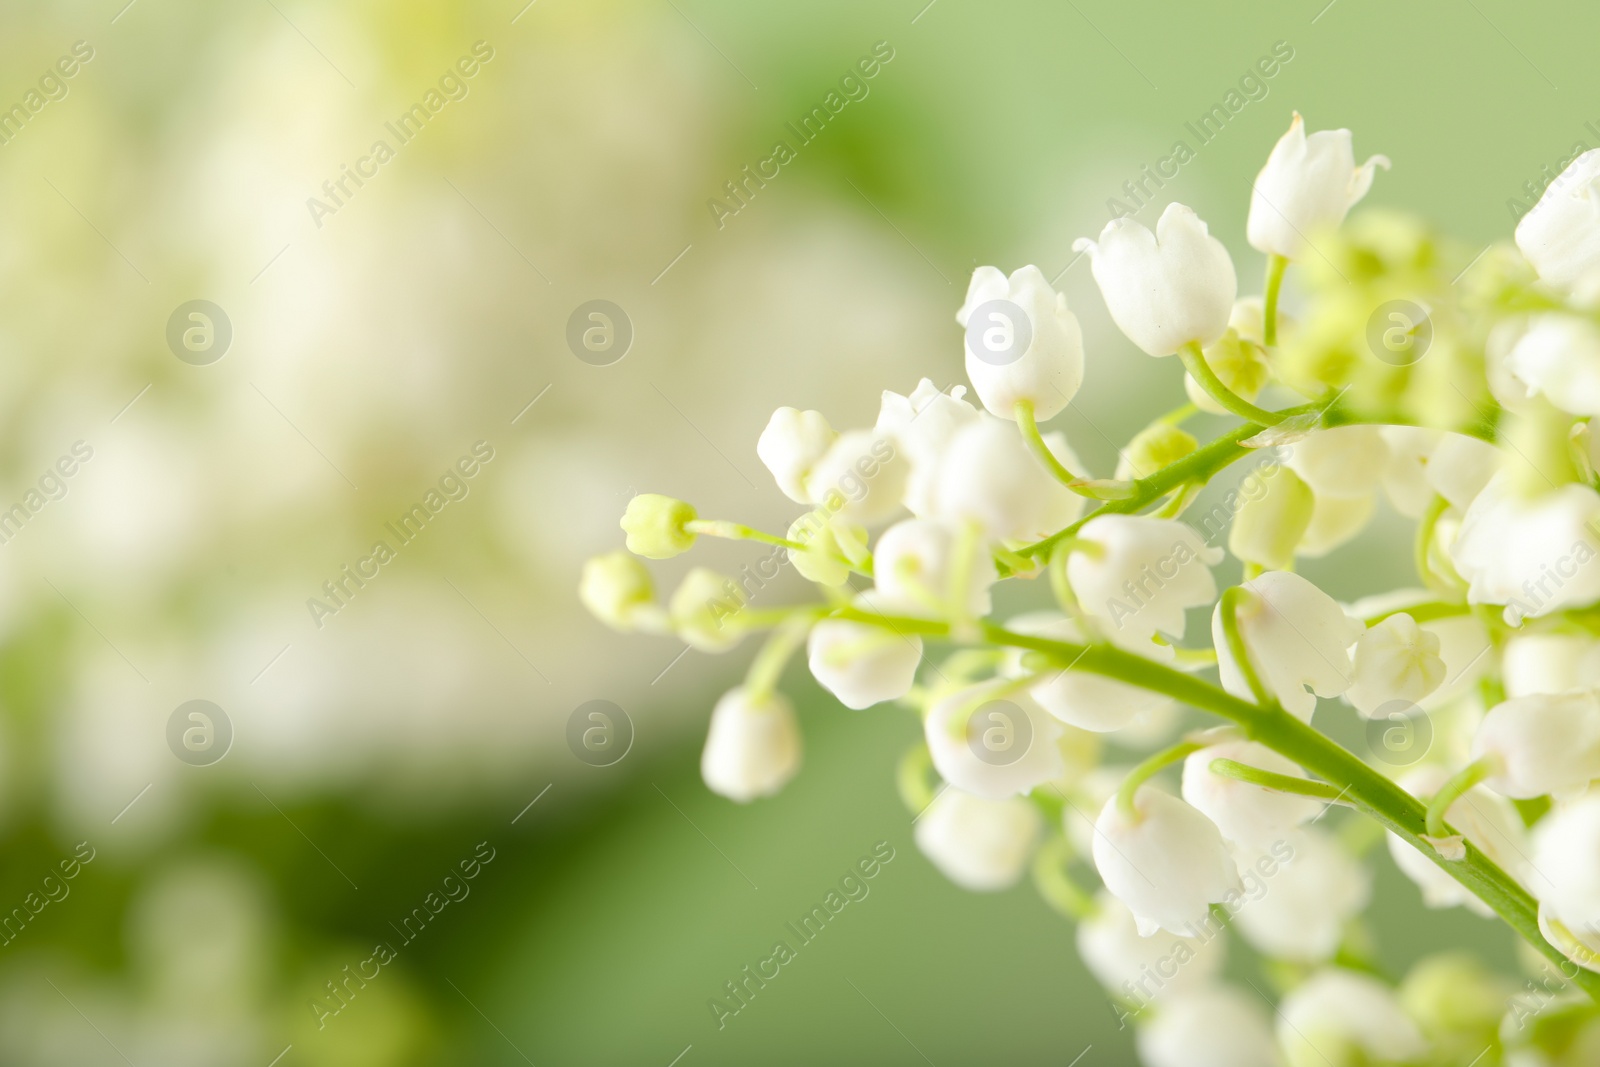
[1002,612,1175,732]
[956,265,1085,421]
[1343,612,1446,717]
[803,429,909,527]
[1213,571,1363,720]
[806,596,923,710]
[1074,203,1237,357]
[874,379,981,518]
[757,407,836,504]
[924,680,1065,799]
[1136,985,1281,1067]
[1502,631,1600,698]
[1472,690,1600,799]
[1282,426,1390,499]
[872,517,997,620]
[1505,313,1600,417]
[1092,786,1240,936]
[1232,829,1371,964]
[700,687,801,802]
[1068,515,1223,658]
[1451,477,1600,623]
[1277,969,1428,1067]
[578,550,662,632]
[1247,113,1389,261]
[1531,791,1600,967]
[933,416,1087,542]
[1387,766,1526,917]
[912,786,1041,891]
[1181,738,1321,848]
[1076,891,1225,1006]
[620,493,698,559]
[1515,147,1600,290]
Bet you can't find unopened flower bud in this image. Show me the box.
[620,494,697,559]
[913,787,1040,891]
[957,265,1085,421]
[701,687,801,802]
[1184,326,1272,415]
[1344,613,1445,717]
[1137,985,1280,1067]
[807,595,922,710]
[668,567,747,652]
[578,550,661,632]
[1278,969,1426,1067]
[757,407,837,504]
[1228,464,1314,571]
[1091,787,1239,936]
[1115,422,1197,481]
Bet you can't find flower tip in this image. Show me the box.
[1071,237,1096,256]
[1366,153,1393,172]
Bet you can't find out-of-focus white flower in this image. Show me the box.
[700,687,801,802]
[1296,491,1375,558]
[924,680,1064,799]
[786,512,859,587]
[1277,969,1428,1067]
[1069,515,1223,658]
[1137,985,1282,1067]
[933,416,1086,542]
[1505,314,1600,416]
[1074,203,1237,357]
[579,550,662,632]
[874,379,981,517]
[1213,571,1362,721]
[1002,612,1174,732]
[1472,691,1600,799]
[1515,148,1600,289]
[668,567,747,652]
[1283,426,1390,499]
[1075,891,1225,1005]
[1344,613,1446,717]
[1532,792,1600,969]
[1387,766,1526,917]
[1233,830,1370,964]
[1503,632,1600,698]
[1380,426,1441,518]
[1247,113,1389,260]
[806,598,922,710]
[1424,433,1499,512]
[1452,478,1600,624]
[956,265,1084,421]
[757,407,837,504]
[804,429,909,527]
[620,493,698,559]
[1228,465,1314,571]
[1092,787,1240,936]
[1181,739,1320,848]
[872,518,997,619]
[1063,764,1129,857]
[912,786,1040,891]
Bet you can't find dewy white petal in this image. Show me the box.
[1344,612,1445,717]
[1135,985,1280,1067]
[1503,631,1600,698]
[1213,571,1361,721]
[700,687,802,802]
[1076,891,1224,1006]
[757,407,836,504]
[924,679,1065,800]
[806,595,922,711]
[1069,515,1223,659]
[958,265,1085,421]
[1232,829,1370,964]
[1387,766,1526,917]
[1515,147,1600,290]
[912,786,1040,892]
[1473,690,1600,800]
[1505,313,1600,416]
[875,379,981,518]
[1076,203,1236,357]
[933,416,1086,542]
[1277,969,1427,1065]
[1247,112,1389,260]
[1091,787,1240,937]
[803,428,908,527]
[1451,476,1600,623]
[1282,425,1390,499]
[1181,739,1321,848]
[1004,612,1174,732]
[872,518,997,620]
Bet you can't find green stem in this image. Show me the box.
[1014,400,1134,500]
[1220,586,1272,707]
[1413,495,1451,592]
[1179,342,1285,425]
[896,743,936,815]
[1209,758,1348,803]
[1116,740,1204,818]
[1424,757,1495,840]
[1360,598,1471,627]
[1031,836,1099,921]
[745,617,811,699]
[1263,253,1288,346]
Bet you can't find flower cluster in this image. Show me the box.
[583,114,1600,1064]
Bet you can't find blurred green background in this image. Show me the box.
[0,0,1592,1062]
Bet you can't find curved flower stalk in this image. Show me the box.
[579,113,1600,1062]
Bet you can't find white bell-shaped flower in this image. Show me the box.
[700,687,801,802]
[924,680,1065,800]
[1515,147,1600,290]
[806,597,922,711]
[1075,891,1225,1006]
[1068,515,1223,659]
[1002,612,1174,732]
[1452,477,1600,624]
[1074,203,1237,357]
[1092,787,1240,936]
[1213,571,1362,721]
[912,786,1040,892]
[1472,690,1600,799]
[1387,766,1527,917]
[1531,792,1600,956]
[1180,738,1321,849]
[757,407,836,504]
[933,416,1086,542]
[1233,829,1371,964]
[803,429,909,527]
[1505,313,1600,417]
[872,518,997,620]
[1296,491,1375,559]
[874,379,981,518]
[1424,432,1499,512]
[1343,613,1446,718]
[1247,113,1389,261]
[1277,969,1428,1067]
[1283,425,1390,499]
[1137,985,1282,1067]
[956,265,1085,421]
[1503,631,1600,698]
[1345,591,1492,711]
[1379,426,1441,518]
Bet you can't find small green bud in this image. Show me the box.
[669,567,747,652]
[621,494,698,559]
[1116,422,1198,481]
[1229,465,1314,570]
[1186,328,1271,414]
[786,513,858,586]
[579,551,661,632]
[1398,952,1507,1053]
